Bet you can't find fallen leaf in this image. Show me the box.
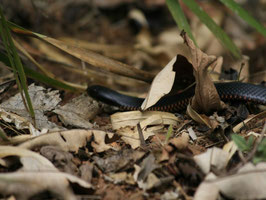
[54,94,100,129]
[0,84,62,133]
[0,146,56,171]
[141,56,177,110]
[181,32,224,113]
[93,149,145,173]
[233,110,266,133]
[0,171,93,200]
[194,147,229,174]
[111,111,180,148]
[194,163,266,200]
[137,154,158,181]
[223,141,238,162]
[40,146,78,175]
[169,132,189,150]
[105,172,135,185]
[111,111,180,130]
[18,129,114,153]
[91,131,116,153]
[186,104,212,128]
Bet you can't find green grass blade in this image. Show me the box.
[220,0,266,36]
[231,134,250,152]
[0,53,76,91]
[0,7,35,122]
[166,0,197,45]
[182,0,241,59]
[165,124,173,143]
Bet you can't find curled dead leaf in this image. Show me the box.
[181,32,224,113]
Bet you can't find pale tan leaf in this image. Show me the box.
[91,131,115,153]
[0,146,56,171]
[0,171,92,200]
[223,141,238,162]
[117,127,155,149]
[195,163,266,199]
[18,129,93,152]
[141,56,177,110]
[111,111,180,130]
[194,147,230,174]
[168,132,189,150]
[111,111,180,149]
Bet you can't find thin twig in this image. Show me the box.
[137,123,146,147]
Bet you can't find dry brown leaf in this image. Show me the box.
[169,132,189,150]
[181,32,224,113]
[41,36,154,82]
[186,104,212,128]
[60,37,133,59]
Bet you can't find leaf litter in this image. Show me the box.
[1,1,266,199]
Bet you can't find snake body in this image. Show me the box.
[88,82,266,112]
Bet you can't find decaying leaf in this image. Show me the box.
[40,36,154,82]
[0,171,92,200]
[0,146,93,199]
[40,146,78,174]
[18,129,114,153]
[133,154,174,191]
[111,111,180,148]
[91,131,117,153]
[93,149,145,173]
[194,147,229,174]
[105,172,135,185]
[111,111,180,130]
[181,32,224,113]
[233,110,266,133]
[168,132,189,150]
[0,146,56,171]
[186,104,212,128]
[54,94,100,129]
[194,163,266,200]
[118,126,155,149]
[0,84,62,133]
